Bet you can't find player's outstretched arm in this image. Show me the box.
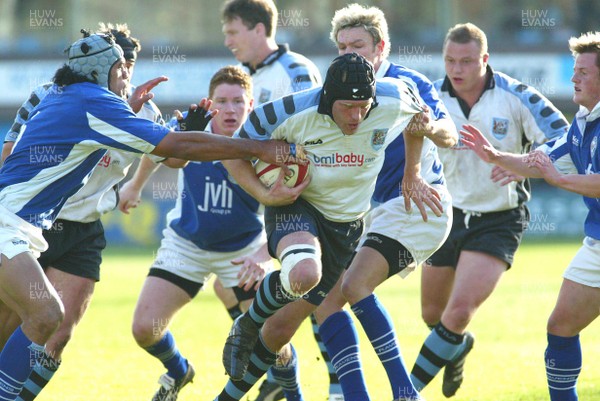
[406,107,458,148]
[128,76,168,113]
[460,124,542,178]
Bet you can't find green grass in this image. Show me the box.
[38,240,600,401]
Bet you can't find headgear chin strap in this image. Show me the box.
[318,52,377,118]
[66,29,124,88]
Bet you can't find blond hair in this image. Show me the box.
[569,31,600,70]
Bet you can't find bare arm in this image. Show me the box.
[460,124,544,178]
[405,107,458,148]
[528,151,600,198]
[118,155,161,214]
[221,159,308,206]
[152,132,302,166]
[128,76,169,113]
[402,121,443,221]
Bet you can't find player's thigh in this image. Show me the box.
[45,266,95,327]
[548,281,600,336]
[133,276,192,328]
[449,250,507,308]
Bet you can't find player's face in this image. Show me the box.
[210,83,253,137]
[223,17,261,65]
[108,58,129,99]
[331,99,374,135]
[443,40,488,96]
[124,60,135,83]
[571,52,600,111]
[336,27,384,71]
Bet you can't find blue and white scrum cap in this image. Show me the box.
[319,52,376,117]
[66,29,124,88]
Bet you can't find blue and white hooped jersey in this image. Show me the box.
[0,82,170,229]
[373,60,448,204]
[244,44,321,104]
[538,104,600,239]
[236,79,423,222]
[435,66,569,212]
[164,123,264,252]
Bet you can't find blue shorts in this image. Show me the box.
[429,205,529,269]
[264,197,363,305]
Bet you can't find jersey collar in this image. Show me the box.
[243,44,289,75]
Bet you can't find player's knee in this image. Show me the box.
[131,317,162,347]
[25,299,64,341]
[340,273,370,305]
[421,305,442,327]
[280,244,320,296]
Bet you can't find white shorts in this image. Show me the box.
[151,226,272,288]
[362,184,453,278]
[563,236,600,288]
[0,205,47,259]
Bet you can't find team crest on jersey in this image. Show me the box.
[491,117,509,140]
[371,129,388,150]
[258,88,272,104]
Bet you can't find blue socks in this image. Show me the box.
[310,313,342,395]
[0,326,45,401]
[352,294,418,400]
[411,322,466,390]
[545,333,581,401]
[319,311,370,401]
[144,331,187,379]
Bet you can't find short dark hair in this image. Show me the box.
[221,0,277,38]
[209,66,253,99]
[444,22,488,55]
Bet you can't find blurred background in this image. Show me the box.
[0,0,597,246]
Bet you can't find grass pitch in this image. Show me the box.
[38,239,600,401]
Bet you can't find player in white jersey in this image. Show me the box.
[410,23,569,398]
[0,31,299,401]
[212,53,442,401]
[459,31,600,401]
[221,2,321,398]
[0,23,181,401]
[221,0,321,105]
[309,5,457,401]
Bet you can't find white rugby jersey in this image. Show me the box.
[435,67,569,212]
[4,83,166,223]
[243,44,321,104]
[237,78,423,222]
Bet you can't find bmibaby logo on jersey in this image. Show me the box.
[312,152,367,167]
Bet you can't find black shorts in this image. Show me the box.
[265,197,364,305]
[429,206,529,269]
[38,219,106,281]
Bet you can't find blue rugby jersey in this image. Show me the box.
[0,82,170,229]
[167,158,264,252]
[538,105,600,238]
[236,78,423,222]
[373,59,447,203]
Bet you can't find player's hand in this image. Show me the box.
[525,150,561,184]
[128,76,168,113]
[459,124,500,163]
[262,169,310,206]
[491,165,524,186]
[174,98,217,132]
[258,141,308,168]
[118,180,142,214]
[402,173,443,222]
[232,246,273,291]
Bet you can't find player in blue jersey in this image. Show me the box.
[221,2,321,398]
[306,5,457,401]
[0,23,180,401]
[410,23,569,398]
[212,53,443,401]
[0,31,300,401]
[460,30,600,401]
[124,66,305,401]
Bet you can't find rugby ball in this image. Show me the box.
[254,160,310,188]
